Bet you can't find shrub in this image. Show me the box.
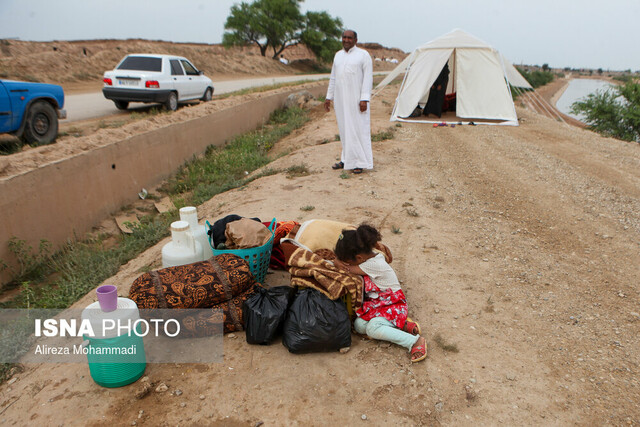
[570,81,640,142]
[516,67,555,88]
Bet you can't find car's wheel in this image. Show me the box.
[201,87,213,102]
[165,92,178,111]
[114,100,129,110]
[20,101,58,146]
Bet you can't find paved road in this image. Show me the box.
[62,74,331,123]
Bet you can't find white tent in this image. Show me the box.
[375,29,532,126]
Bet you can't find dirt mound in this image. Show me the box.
[0,39,404,85]
[359,42,406,60]
[1,86,639,425]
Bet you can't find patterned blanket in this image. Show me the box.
[287,246,363,312]
[128,253,256,334]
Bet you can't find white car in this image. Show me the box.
[102,54,214,111]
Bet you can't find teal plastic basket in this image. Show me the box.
[206,218,276,284]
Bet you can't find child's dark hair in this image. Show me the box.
[335,224,381,261]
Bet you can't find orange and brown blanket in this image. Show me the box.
[285,245,363,312]
[128,253,256,334]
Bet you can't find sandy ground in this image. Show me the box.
[0,73,638,425]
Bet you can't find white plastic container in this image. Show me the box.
[161,220,204,268]
[179,206,213,260]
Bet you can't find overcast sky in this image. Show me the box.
[1,0,638,71]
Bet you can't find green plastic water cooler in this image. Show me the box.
[81,298,146,388]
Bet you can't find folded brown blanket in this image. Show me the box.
[129,253,256,309]
[129,254,256,334]
[286,246,363,312]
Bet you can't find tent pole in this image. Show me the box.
[452,49,456,94]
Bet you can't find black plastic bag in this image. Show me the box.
[282,288,351,353]
[243,286,297,345]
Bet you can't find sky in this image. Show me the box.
[0,0,638,71]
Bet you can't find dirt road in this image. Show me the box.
[1,85,639,426]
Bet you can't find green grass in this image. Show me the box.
[129,107,164,120]
[372,128,395,142]
[0,216,171,309]
[1,238,53,289]
[162,107,309,205]
[0,138,23,155]
[286,163,310,178]
[97,119,127,129]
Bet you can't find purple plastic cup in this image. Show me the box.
[96,285,118,312]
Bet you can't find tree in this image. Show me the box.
[223,2,270,57]
[223,0,342,62]
[299,11,343,63]
[259,0,304,59]
[570,81,640,143]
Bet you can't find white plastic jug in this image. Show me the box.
[161,220,204,268]
[179,206,213,260]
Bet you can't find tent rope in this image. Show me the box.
[513,86,568,124]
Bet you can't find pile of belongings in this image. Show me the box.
[243,219,394,354]
[128,217,394,355]
[128,214,277,335]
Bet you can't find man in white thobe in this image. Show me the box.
[324,30,373,174]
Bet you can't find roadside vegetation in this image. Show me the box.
[516,67,556,89]
[570,79,640,143]
[0,105,311,381]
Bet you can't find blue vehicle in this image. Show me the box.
[0,79,66,145]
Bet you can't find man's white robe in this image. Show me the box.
[326,46,373,170]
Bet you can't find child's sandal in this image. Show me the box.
[403,318,421,335]
[411,337,427,363]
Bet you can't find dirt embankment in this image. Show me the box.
[0,40,639,426]
[0,76,638,425]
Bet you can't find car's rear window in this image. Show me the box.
[117,56,162,72]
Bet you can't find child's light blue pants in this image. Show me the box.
[354,316,419,351]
